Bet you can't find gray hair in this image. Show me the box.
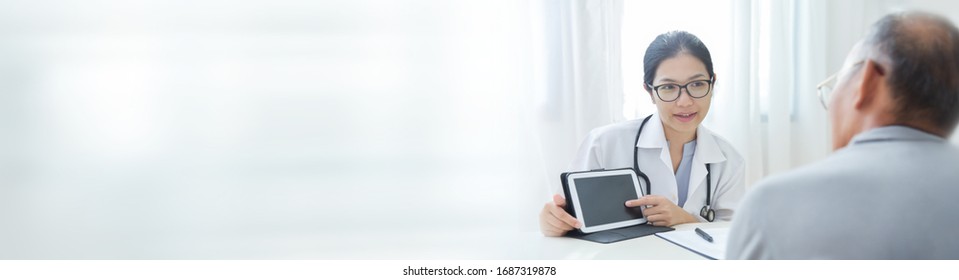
[865,11,959,134]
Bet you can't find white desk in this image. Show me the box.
[290,222,731,259]
[24,222,731,259]
[0,222,729,259]
[533,221,730,260]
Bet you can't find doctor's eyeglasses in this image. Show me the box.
[647,77,714,102]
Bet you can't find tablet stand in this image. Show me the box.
[565,224,674,244]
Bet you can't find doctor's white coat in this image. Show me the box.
[566,113,746,222]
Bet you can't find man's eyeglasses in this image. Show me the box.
[816,61,865,110]
[646,77,714,102]
[816,73,837,109]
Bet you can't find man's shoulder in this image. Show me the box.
[727,158,849,259]
[751,156,850,195]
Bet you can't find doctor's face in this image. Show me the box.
[647,53,713,137]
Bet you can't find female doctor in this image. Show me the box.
[539,31,745,236]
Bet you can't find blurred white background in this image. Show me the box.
[0,0,957,259]
[0,0,544,258]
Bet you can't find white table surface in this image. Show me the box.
[291,222,732,260]
[533,221,731,260]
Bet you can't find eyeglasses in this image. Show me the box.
[816,61,866,110]
[646,77,714,102]
[816,73,837,109]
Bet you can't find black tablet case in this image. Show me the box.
[560,168,673,244]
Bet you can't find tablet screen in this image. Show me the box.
[572,174,645,227]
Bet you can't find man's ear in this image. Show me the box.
[854,60,886,110]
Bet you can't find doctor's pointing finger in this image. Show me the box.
[625,195,698,227]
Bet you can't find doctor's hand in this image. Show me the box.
[539,194,581,237]
[625,195,697,227]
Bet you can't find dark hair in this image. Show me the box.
[643,31,714,88]
[866,11,959,133]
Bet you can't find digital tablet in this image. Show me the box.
[563,168,647,233]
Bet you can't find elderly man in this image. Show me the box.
[727,11,959,259]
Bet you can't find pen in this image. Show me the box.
[695,227,713,243]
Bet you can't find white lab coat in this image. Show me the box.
[565,112,746,222]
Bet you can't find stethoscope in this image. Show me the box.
[632,115,716,222]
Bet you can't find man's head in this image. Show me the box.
[828,11,959,150]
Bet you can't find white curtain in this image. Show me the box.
[530,0,624,195]
[720,0,834,187]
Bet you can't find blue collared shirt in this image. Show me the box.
[673,139,697,207]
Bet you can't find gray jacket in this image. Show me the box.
[727,126,959,259]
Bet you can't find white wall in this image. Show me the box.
[0,0,545,259]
